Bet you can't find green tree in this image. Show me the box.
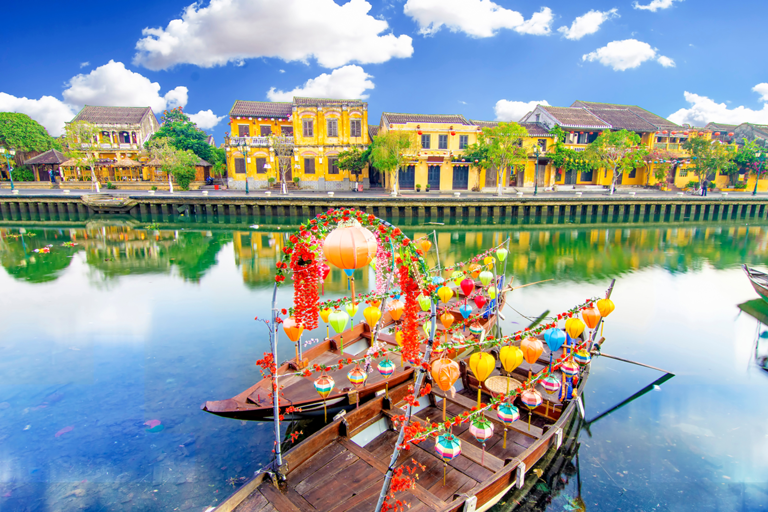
[62,121,103,192]
[586,129,645,195]
[476,122,528,196]
[639,147,676,186]
[681,136,736,190]
[370,130,417,196]
[147,137,199,191]
[0,112,60,153]
[150,107,225,166]
[336,146,370,187]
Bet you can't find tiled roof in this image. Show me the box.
[368,125,379,138]
[588,108,657,132]
[71,106,153,125]
[23,149,68,165]
[294,97,366,107]
[571,100,679,131]
[197,159,212,167]
[470,120,498,128]
[381,112,472,126]
[705,122,738,132]
[539,106,610,129]
[229,101,292,118]
[518,122,554,136]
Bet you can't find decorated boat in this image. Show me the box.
[743,264,768,302]
[211,282,617,512]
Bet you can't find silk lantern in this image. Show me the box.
[320,307,333,339]
[496,248,508,262]
[329,310,350,353]
[314,374,335,422]
[459,304,472,332]
[499,345,523,395]
[520,388,542,431]
[497,403,519,448]
[347,366,367,408]
[377,359,396,397]
[345,302,359,318]
[460,278,475,297]
[469,417,494,465]
[521,337,543,380]
[469,352,495,408]
[488,286,497,300]
[483,256,494,268]
[388,299,405,321]
[596,298,615,337]
[364,305,382,329]
[440,311,454,344]
[418,294,431,312]
[469,263,482,278]
[323,224,377,297]
[432,276,445,285]
[479,270,494,287]
[438,286,454,304]
[419,238,432,254]
[473,295,486,310]
[422,319,433,339]
[565,317,585,341]
[431,358,460,420]
[282,316,304,366]
[451,271,464,287]
[582,307,601,330]
[544,328,566,371]
[435,434,462,485]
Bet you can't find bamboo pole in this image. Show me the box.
[270,283,282,468]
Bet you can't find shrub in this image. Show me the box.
[173,166,196,190]
[150,185,158,191]
[13,166,35,181]
[416,184,422,191]
[425,184,431,192]
[734,182,747,190]
[268,177,275,184]
[105,182,117,190]
[686,180,698,190]
[293,176,299,184]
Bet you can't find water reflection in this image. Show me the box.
[0,218,767,511]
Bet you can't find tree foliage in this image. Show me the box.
[0,112,60,153]
[150,107,224,166]
[62,121,103,192]
[336,146,370,178]
[585,129,645,194]
[148,137,199,190]
[370,131,417,195]
[474,122,528,195]
[681,136,736,185]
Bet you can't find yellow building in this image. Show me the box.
[225,97,370,191]
[377,113,484,191]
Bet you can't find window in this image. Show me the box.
[281,126,293,136]
[580,170,594,182]
[235,158,246,174]
[327,119,339,138]
[538,139,547,151]
[238,125,250,137]
[260,125,272,136]
[350,119,362,138]
[304,157,315,174]
[628,168,637,179]
[302,119,313,137]
[328,157,339,174]
[421,134,431,149]
[577,133,589,144]
[656,136,666,144]
[256,157,267,174]
[438,134,448,149]
[459,135,469,149]
[679,168,688,177]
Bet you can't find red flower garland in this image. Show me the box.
[291,241,319,330]
[398,262,421,365]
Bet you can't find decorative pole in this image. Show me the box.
[0,148,16,191]
[432,230,441,274]
[374,298,437,512]
[270,282,283,468]
[533,145,539,196]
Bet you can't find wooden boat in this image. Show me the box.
[743,265,768,302]
[202,288,506,421]
[211,331,591,512]
[81,193,137,213]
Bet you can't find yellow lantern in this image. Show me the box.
[320,307,333,339]
[499,345,523,395]
[469,352,495,407]
[565,317,585,340]
[363,305,382,329]
[596,298,615,318]
[437,286,454,304]
[422,319,433,339]
[483,256,494,268]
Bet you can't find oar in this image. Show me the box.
[501,279,554,296]
[526,310,550,330]
[594,352,674,375]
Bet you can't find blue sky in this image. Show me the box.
[2,0,768,140]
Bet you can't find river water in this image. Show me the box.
[0,215,767,511]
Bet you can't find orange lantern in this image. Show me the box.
[520,337,543,379]
[323,224,377,296]
[440,311,455,344]
[431,358,460,420]
[582,307,601,330]
[469,263,482,279]
[419,238,432,254]
[282,316,304,367]
[388,299,405,321]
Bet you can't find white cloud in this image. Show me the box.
[753,83,768,102]
[582,39,674,71]
[0,60,190,136]
[80,61,90,68]
[279,69,285,73]
[668,87,768,127]
[63,60,188,113]
[403,0,552,38]
[266,65,374,101]
[133,0,413,70]
[633,0,682,12]
[494,99,550,122]
[0,93,77,137]
[188,109,225,130]
[558,8,618,40]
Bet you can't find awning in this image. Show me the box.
[427,156,445,163]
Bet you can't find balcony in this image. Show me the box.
[226,136,294,147]
[100,143,113,149]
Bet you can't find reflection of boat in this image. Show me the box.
[81,194,137,214]
[202,289,505,421]
[737,298,768,373]
[743,265,768,302]
[214,356,590,512]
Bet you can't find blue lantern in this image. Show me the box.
[544,328,566,352]
[459,304,472,319]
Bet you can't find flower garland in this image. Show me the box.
[290,237,320,330]
[441,240,508,273]
[398,260,422,365]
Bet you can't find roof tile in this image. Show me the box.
[229,101,293,118]
[539,106,610,129]
[571,100,679,131]
[71,106,154,125]
[382,112,472,126]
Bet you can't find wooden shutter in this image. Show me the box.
[351,120,361,137]
[234,158,246,174]
[303,120,313,137]
[256,158,266,173]
[327,119,338,137]
[238,125,250,137]
[304,157,315,174]
[260,125,272,136]
[328,157,339,174]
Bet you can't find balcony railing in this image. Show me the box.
[227,136,294,147]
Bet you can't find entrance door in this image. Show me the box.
[535,160,545,186]
[485,166,496,188]
[399,165,415,190]
[565,169,576,185]
[452,165,469,190]
[427,165,441,190]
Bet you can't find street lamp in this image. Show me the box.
[533,144,539,196]
[754,152,765,196]
[0,147,16,191]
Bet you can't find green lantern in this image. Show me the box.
[496,248,508,262]
[418,294,431,312]
[479,270,494,287]
[488,286,497,299]
[329,310,350,353]
[451,270,464,287]
[422,319,432,338]
[345,302,359,317]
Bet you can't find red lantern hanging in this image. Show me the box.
[418,131,423,135]
[728,132,734,136]
[714,132,720,136]
[473,294,486,310]
[460,278,475,297]
[662,130,668,135]
[451,131,456,136]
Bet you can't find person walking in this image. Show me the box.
[701,178,708,197]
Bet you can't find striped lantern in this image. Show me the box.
[574,348,591,366]
[469,418,494,466]
[540,375,561,395]
[314,374,335,422]
[560,359,580,377]
[520,388,542,432]
[497,402,520,445]
[377,359,395,398]
[469,322,484,338]
[347,366,367,387]
[451,332,466,345]
[435,433,462,485]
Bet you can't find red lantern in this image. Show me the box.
[662,130,668,135]
[728,132,734,136]
[451,131,456,136]
[714,132,720,136]
[418,131,423,135]
[460,278,474,296]
[473,295,486,309]
[671,131,676,135]
[589,132,593,134]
